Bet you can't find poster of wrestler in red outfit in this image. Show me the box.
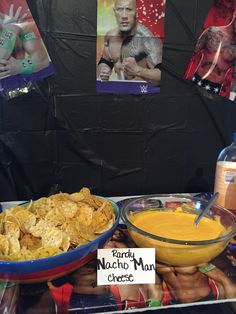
[184,0,236,101]
[96,0,165,95]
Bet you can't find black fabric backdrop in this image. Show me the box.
[0,0,235,201]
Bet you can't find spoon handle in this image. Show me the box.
[194,192,220,226]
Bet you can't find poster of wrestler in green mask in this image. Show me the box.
[96,0,165,95]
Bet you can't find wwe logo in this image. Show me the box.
[140,84,148,93]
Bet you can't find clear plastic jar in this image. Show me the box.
[214,132,236,213]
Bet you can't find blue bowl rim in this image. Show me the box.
[0,196,119,266]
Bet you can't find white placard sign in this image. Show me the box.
[97,248,156,285]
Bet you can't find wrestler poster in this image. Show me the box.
[0,0,54,97]
[96,0,165,95]
[184,0,236,102]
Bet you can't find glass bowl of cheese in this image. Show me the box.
[121,194,236,266]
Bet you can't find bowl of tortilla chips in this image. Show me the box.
[0,188,119,283]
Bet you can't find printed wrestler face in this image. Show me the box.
[114,0,137,33]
